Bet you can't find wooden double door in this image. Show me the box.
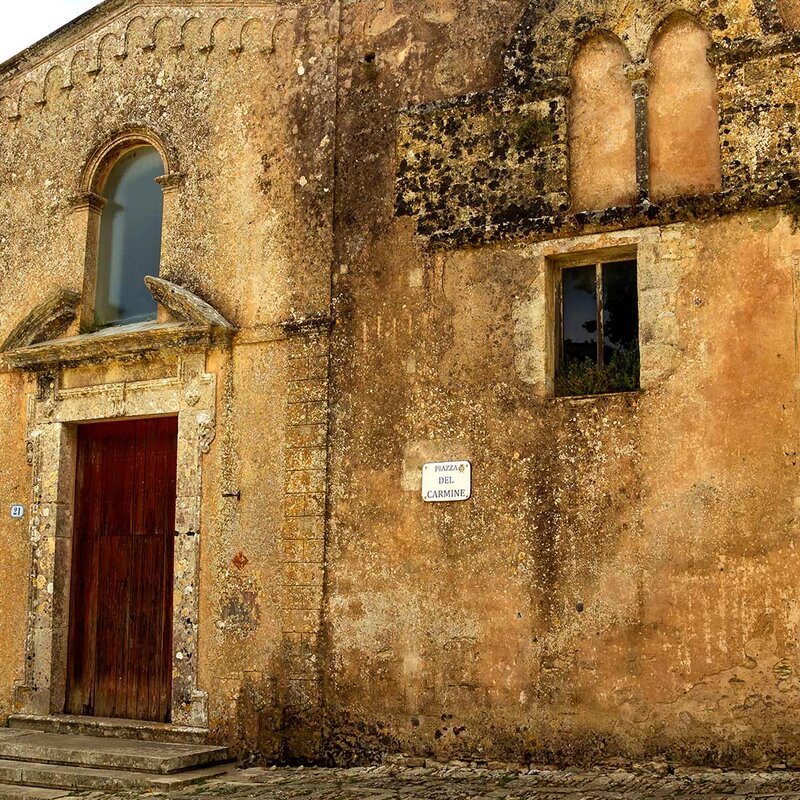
[66,417,178,722]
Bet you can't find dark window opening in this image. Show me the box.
[556,258,639,397]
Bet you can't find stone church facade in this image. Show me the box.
[1,0,800,769]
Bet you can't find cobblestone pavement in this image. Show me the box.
[72,763,800,799]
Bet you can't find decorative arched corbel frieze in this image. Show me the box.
[1,289,80,352]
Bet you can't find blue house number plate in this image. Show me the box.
[10,505,24,519]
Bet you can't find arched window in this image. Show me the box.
[647,15,721,201]
[94,146,164,327]
[569,33,637,212]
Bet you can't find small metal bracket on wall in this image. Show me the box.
[222,490,241,501]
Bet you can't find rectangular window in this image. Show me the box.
[556,257,639,397]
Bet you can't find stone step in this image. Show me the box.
[0,787,68,800]
[8,714,208,745]
[0,730,228,774]
[0,759,234,792]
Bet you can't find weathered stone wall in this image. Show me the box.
[395,0,800,247]
[325,209,800,766]
[323,0,800,770]
[2,0,800,771]
[0,0,336,763]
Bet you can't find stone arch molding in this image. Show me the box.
[0,3,317,124]
[503,0,780,86]
[79,126,178,193]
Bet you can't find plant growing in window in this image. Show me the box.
[555,258,639,397]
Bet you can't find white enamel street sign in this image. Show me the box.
[422,461,472,503]
[10,504,24,519]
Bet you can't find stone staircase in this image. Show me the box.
[0,717,234,798]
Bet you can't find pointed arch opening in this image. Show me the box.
[647,14,721,201]
[569,32,637,212]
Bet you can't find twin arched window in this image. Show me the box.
[570,15,721,212]
[83,143,166,328]
[570,34,637,212]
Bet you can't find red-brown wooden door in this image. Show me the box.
[66,417,178,722]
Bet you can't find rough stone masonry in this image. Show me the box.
[2,0,800,772]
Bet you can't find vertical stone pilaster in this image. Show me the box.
[15,405,76,717]
[68,192,105,328]
[624,60,653,203]
[155,172,186,291]
[281,326,331,762]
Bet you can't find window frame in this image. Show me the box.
[93,145,166,328]
[550,245,640,397]
[74,129,180,334]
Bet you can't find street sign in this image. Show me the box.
[422,461,472,502]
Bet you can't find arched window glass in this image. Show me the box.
[95,146,164,327]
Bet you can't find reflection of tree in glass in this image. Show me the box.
[558,259,640,397]
[573,266,598,334]
[603,260,638,350]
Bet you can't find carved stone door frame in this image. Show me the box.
[15,350,215,728]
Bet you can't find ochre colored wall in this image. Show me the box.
[1,0,800,771]
[325,210,800,765]
[648,16,721,201]
[570,34,637,211]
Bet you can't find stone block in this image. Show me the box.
[286,424,327,449]
[282,608,321,634]
[305,402,328,425]
[285,678,321,709]
[281,516,325,539]
[282,539,305,562]
[302,492,326,516]
[287,356,310,382]
[286,447,327,471]
[309,356,329,380]
[285,469,326,494]
[286,403,308,426]
[283,494,307,517]
[287,380,328,405]
[282,584,324,610]
[283,562,324,587]
[302,539,325,563]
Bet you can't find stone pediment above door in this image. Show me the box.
[0,277,235,372]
